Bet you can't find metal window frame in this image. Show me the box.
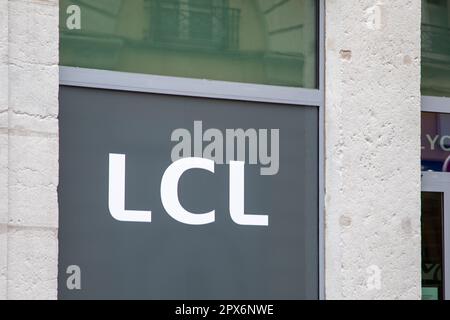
[59,0,326,300]
[421,172,450,300]
[422,95,450,300]
[422,96,450,113]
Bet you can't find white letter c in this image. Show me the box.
[161,157,215,225]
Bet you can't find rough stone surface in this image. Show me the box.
[8,134,58,228]
[0,0,7,126]
[0,224,6,300]
[8,63,58,133]
[6,227,58,300]
[0,1,7,65]
[8,0,58,66]
[0,0,8,301]
[0,133,7,225]
[0,65,8,127]
[325,0,422,299]
[0,0,59,300]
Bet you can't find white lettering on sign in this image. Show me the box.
[422,134,450,151]
[161,157,216,225]
[229,161,269,226]
[108,154,152,222]
[108,122,275,226]
[108,154,269,226]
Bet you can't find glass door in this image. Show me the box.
[422,172,450,299]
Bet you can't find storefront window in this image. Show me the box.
[422,0,450,301]
[59,0,318,88]
[421,192,444,300]
[422,0,450,97]
[421,112,450,171]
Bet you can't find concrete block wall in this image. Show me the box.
[325,0,422,299]
[0,0,59,299]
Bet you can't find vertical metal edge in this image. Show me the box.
[318,0,326,301]
[445,191,450,300]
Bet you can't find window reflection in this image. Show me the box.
[421,112,450,172]
[60,0,318,88]
[422,0,450,96]
[421,192,444,300]
[147,0,240,50]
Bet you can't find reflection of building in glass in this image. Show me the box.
[146,0,240,50]
[422,0,450,95]
[59,0,317,88]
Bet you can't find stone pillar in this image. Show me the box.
[325,0,422,299]
[0,0,59,300]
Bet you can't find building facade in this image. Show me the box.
[0,0,432,299]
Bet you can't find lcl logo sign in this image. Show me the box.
[59,88,319,299]
[108,155,268,226]
[108,121,280,227]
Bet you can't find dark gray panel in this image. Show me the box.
[58,86,319,299]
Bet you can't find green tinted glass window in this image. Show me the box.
[60,0,318,88]
[422,0,450,96]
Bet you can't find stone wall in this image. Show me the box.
[0,0,58,299]
[325,0,422,299]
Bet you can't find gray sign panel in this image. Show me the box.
[58,86,319,299]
